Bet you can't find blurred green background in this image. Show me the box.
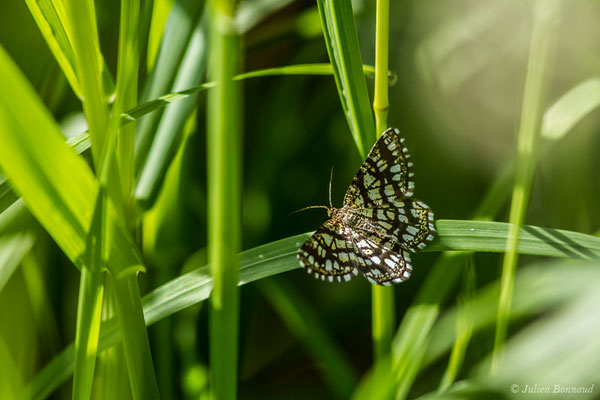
[1,0,600,399]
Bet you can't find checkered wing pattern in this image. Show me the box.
[344,128,414,209]
[297,127,435,286]
[349,199,435,252]
[350,234,413,285]
[298,220,359,283]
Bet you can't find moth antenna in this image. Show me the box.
[328,166,334,209]
[289,205,330,216]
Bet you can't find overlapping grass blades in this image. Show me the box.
[24,219,600,398]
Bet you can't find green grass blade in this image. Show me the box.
[258,277,358,398]
[135,12,208,207]
[0,231,35,294]
[541,77,600,140]
[493,0,559,370]
[315,0,376,157]
[207,0,242,398]
[0,202,37,294]
[63,0,109,168]
[111,273,160,399]
[390,252,467,400]
[236,0,294,33]
[438,257,475,391]
[72,188,107,400]
[23,0,81,98]
[371,0,394,362]
[111,0,142,223]
[25,220,600,398]
[135,0,205,175]
[426,261,600,369]
[0,46,142,276]
[373,0,389,133]
[0,333,25,399]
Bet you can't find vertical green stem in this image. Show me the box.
[111,274,160,399]
[373,0,389,134]
[371,0,395,361]
[493,0,559,373]
[112,0,140,225]
[72,266,104,399]
[63,0,108,170]
[207,0,242,398]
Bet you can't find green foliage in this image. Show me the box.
[1,0,600,399]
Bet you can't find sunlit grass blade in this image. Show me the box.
[0,46,142,276]
[73,188,106,400]
[63,0,109,169]
[0,202,37,294]
[494,0,559,370]
[391,252,466,400]
[110,273,160,399]
[0,232,35,294]
[110,0,142,224]
[23,0,81,98]
[258,277,358,398]
[417,262,600,399]
[424,261,600,367]
[23,0,116,102]
[541,77,600,140]
[236,0,294,33]
[438,257,475,391]
[315,0,376,156]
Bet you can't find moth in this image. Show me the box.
[297,128,435,285]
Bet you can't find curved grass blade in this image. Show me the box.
[25,220,600,398]
[542,77,600,140]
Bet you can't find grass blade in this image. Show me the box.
[371,0,394,361]
[72,188,106,400]
[258,277,358,398]
[494,0,559,370]
[541,77,600,140]
[111,273,160,399]
[135,10,208,207]
[438,257,475,391]
[135,0,205,176]
[63,0,109,168]
[207,0,242,398]
[0,46,142,275]
[111,0,142,224]
[25,219,600,398]
[315,0,376,156]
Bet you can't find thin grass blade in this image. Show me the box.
[315,0,376,156]
[494,0,560,370]
[72,188,107,400]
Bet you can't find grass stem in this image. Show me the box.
[207,1,242,398]
[372,0,395,361]
[492,0,559,373]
